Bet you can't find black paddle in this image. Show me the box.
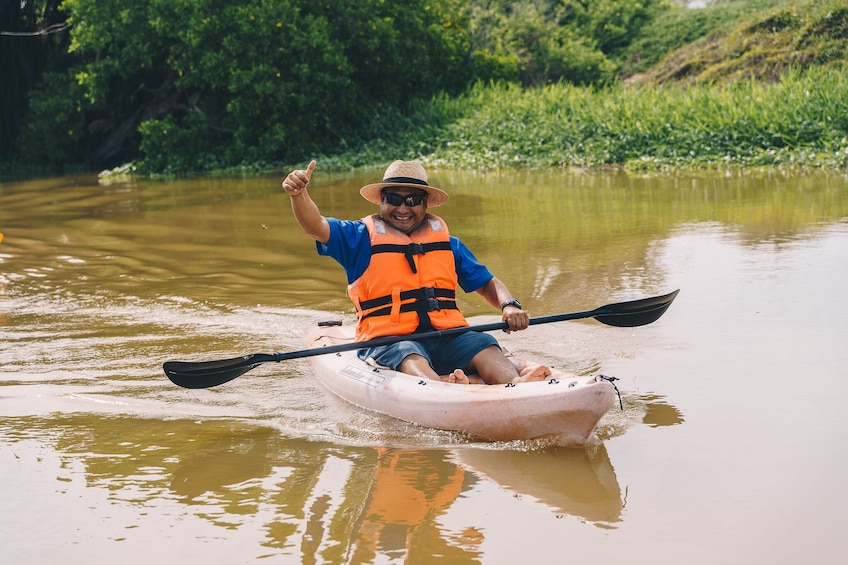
[163,289,679,389]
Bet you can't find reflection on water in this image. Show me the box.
[1,415,620,563]
[640,394,685,428]
[1,169,845,313]
[347,449,480,563]
[455,444,622,526]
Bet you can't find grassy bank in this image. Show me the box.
[633,0,848,86]
[319,65,848,173]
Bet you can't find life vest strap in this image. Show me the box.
[360,298,459,321]
[358,287,455,311]
[371,241,452,273]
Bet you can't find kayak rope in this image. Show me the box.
[599,375,623,410]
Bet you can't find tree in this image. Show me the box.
[467,0,669,86]
[17,0,473,171]
[0,0,68,159]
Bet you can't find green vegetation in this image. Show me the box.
[619,0,798,76]
[391,66,848,171]
[631,0,848,84]
[2,0,847,177]
[6,0,479,174]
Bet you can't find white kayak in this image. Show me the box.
[307,324,617,444]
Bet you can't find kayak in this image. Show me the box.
[306,324,618,444]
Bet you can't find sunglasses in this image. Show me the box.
[382,192,426,207]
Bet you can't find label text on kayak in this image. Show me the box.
[341,366,385,387]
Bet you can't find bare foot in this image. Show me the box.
[513,364,552,383]
[445,369,470,385]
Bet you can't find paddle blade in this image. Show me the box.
[593,289,680,327]
[163,354,276,389]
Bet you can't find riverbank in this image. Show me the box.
[6,0,847,181]
[129,0,848,177]
[139,65,846,178]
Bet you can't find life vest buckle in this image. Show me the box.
[422,287,441,311]
[404,243,425,273]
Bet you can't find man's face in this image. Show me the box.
[379,189,428,234]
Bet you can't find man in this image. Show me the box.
[282,159,550,385]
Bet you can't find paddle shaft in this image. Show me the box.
[270,312,580,361]
[163,289,679,388]
[273,307,613,362]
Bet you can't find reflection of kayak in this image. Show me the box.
[307,324,616,444]
[455,444,622,525]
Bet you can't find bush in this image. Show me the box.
[15,71,89,169]
[19,0,475,172]
[136,112,226,174]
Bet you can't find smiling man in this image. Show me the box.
[282,160,550,385]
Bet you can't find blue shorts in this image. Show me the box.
[357,331,500,376]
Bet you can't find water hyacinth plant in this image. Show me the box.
[410,66,848,171]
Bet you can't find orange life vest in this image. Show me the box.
[348,214,469,341]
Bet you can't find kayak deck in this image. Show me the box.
[307,325,617,444]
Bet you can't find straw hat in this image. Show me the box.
[360,160,448,207]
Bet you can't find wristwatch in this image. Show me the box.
[500,299,522,311]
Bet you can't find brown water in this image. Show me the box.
[1,168,847,564]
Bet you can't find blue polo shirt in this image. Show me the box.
[316,217,494,293]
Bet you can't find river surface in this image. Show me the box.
[1,167,846,564]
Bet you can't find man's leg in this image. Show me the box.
[398,354,470,384]
[465,345,550,385]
